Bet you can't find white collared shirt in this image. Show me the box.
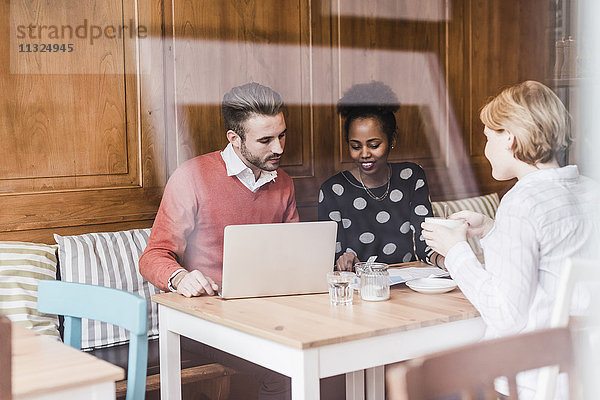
[220,143,277,192]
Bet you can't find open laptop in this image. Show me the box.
[220,220,337,299]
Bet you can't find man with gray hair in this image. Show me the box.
[139,82,298,398]
[140,82,298,295]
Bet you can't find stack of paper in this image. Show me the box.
[388,267,449,285]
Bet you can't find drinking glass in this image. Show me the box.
[327,272,353,305]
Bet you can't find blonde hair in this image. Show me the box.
[480,80,571,165]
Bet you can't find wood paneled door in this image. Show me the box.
[1,0,166,242]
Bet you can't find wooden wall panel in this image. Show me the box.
[0,0,166,243]
[161,0,552,222]
[332,0,478,202]
[166,0,334,220]
[169,0,311,167]
[336,7,446,166]
[3,0,137,191]
[469,0,552,197]
[0,0,554,242]
[328,0,553,204]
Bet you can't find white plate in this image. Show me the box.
[406,278,457,294]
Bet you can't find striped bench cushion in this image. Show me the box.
[431,193,499,255]
[0,241,60,338]
[54,229,160,350]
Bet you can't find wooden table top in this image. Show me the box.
[153,271,479,350]
[12,324,124,398]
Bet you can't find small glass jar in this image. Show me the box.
[355,262,390,301]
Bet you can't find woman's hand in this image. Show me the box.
[431,252,447,271]
[421,221,468,256]
[336,252,359,271]
[449,210,494,238]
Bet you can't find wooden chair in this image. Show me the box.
[386,327,579,400]
[0,315,11,400]
[37,280,148,400]
[537,258,600,399]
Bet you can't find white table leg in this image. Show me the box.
[345,370,365,400]
[159,306,182,400]
[366,366,385,400]
[291,348,320,400]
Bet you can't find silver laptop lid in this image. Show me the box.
[220,221,337,299]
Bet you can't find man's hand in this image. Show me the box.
[449,210,494,238]
[336,252,359,271]
[171,270,219,297]
[421,221,468,257]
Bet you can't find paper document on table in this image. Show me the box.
[388,267,449,285]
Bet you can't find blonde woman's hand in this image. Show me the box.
[421,221,468,256]
[449,210,494,238]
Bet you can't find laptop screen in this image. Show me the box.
[220,221,337,299]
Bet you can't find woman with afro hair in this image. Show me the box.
[318,81,442,271]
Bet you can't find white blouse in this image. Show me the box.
[445,165,599,399]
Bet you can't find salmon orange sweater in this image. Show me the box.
[139,151,299,291]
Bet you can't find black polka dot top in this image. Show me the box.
[318,162,434,265]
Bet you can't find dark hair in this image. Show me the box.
[337,81,400,143]
[222,82,284,139]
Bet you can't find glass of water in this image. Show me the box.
[327,272,354,305]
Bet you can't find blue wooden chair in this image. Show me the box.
[37,280,148,400]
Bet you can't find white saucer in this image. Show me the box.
[406,278,457,294]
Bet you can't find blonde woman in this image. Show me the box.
[422,80,599,399]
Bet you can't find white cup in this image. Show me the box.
[424,217,463,228]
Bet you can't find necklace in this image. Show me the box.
[358,164,391,201]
